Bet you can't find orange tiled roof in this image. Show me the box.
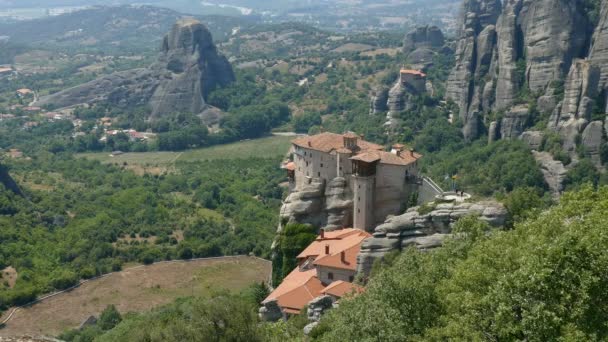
[284,162,296,171]
[297,229,369,260]
[400,69,426,77]
[351,150,421,166]
[321,280,365,298]
[313,243,362,271]
[264,228,371,314]
[262,267,325,313]
[292,132,384,153]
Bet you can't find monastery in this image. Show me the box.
[287,132,421,231]
[262,132,424,319]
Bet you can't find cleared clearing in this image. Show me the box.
[76,135,293,172]
[0,256,270,337]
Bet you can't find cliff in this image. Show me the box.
[446,0,608,191]
[36,19,234,122]
[356,200,508,275]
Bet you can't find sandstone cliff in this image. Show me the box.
[446,0,607,174]
[356,201,508,276]
[36,19,234,122]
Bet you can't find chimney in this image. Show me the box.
[320,230,325,239]
[410,148,415,157]
[308,141,312,147]
[325,245,330,255]
[341,251,346,264]
[396,150,401,157]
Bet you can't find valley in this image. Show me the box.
[0,0,607,341]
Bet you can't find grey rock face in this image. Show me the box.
[493,0,522,110]
[519,130,544,150]
[548,60,600,154]
[307,295,335,323]
[447,0,592,142]
[590,0,608,91]
[500,104,529,139]
[259,299,284,322]
[356,201,507,276]
[488,121,499,143]
[582,121,605,167]
[369,86,389,114]
[533,151,567,197]
[518,0,588,94]
[279,177,353,232]
[403,25,445,53]
[36,19,234,120]
[387,82,409,116]
[446,0,501,141]
[407,47,436,65]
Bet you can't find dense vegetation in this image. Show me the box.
[47,186,608,341]
[312,186,608,341]
[0,153,284,311]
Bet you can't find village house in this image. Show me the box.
[289,132,421,231]
[7,149,23,159]
[261,228,369,318]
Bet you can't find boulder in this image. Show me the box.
[307,295,335,322]
[259,299,284,322]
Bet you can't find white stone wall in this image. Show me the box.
[316,265,356,285]
[293,146,338,189]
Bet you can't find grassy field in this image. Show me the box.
[0,256,270,337]
[76,135,294,174]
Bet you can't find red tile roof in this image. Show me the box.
[262,267,325,313]
[351,150,421,166]
[292,132,384,153]
[321,280,365,298]
[400,69,426,77]
[292,132,422,166]
[264,228,371,314]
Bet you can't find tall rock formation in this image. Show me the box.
[590,0,608,99]
[36,19,234,122]
[445,0,502,140]
[447,0,593,141]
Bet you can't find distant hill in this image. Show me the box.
[0,5,259,54]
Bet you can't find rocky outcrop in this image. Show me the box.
[447,0,593,142]
[36,19,234,122]
[446,0,501,141]
[356,201,508,276]
[548,60,600,154]
[258,299,284,322]
[369,86,389,114]
[403,26,445,53]
[590,0,608,94]
[307,295,335,323]
[582,121,605,167]
[520,130,544,150]
[533,151,568,197]
[387,82,409,116]
[519,0,588,94]
[279,177,353,232]
[499,104,529,139]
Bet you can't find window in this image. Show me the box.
[328,272,334,280]
[349,276,354,282]
[306,162,309,167]
[358,209,360,213]
[358,196,360,201]
[318,172,321,177]
[339,167,342,171]
[320,163,324,167]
